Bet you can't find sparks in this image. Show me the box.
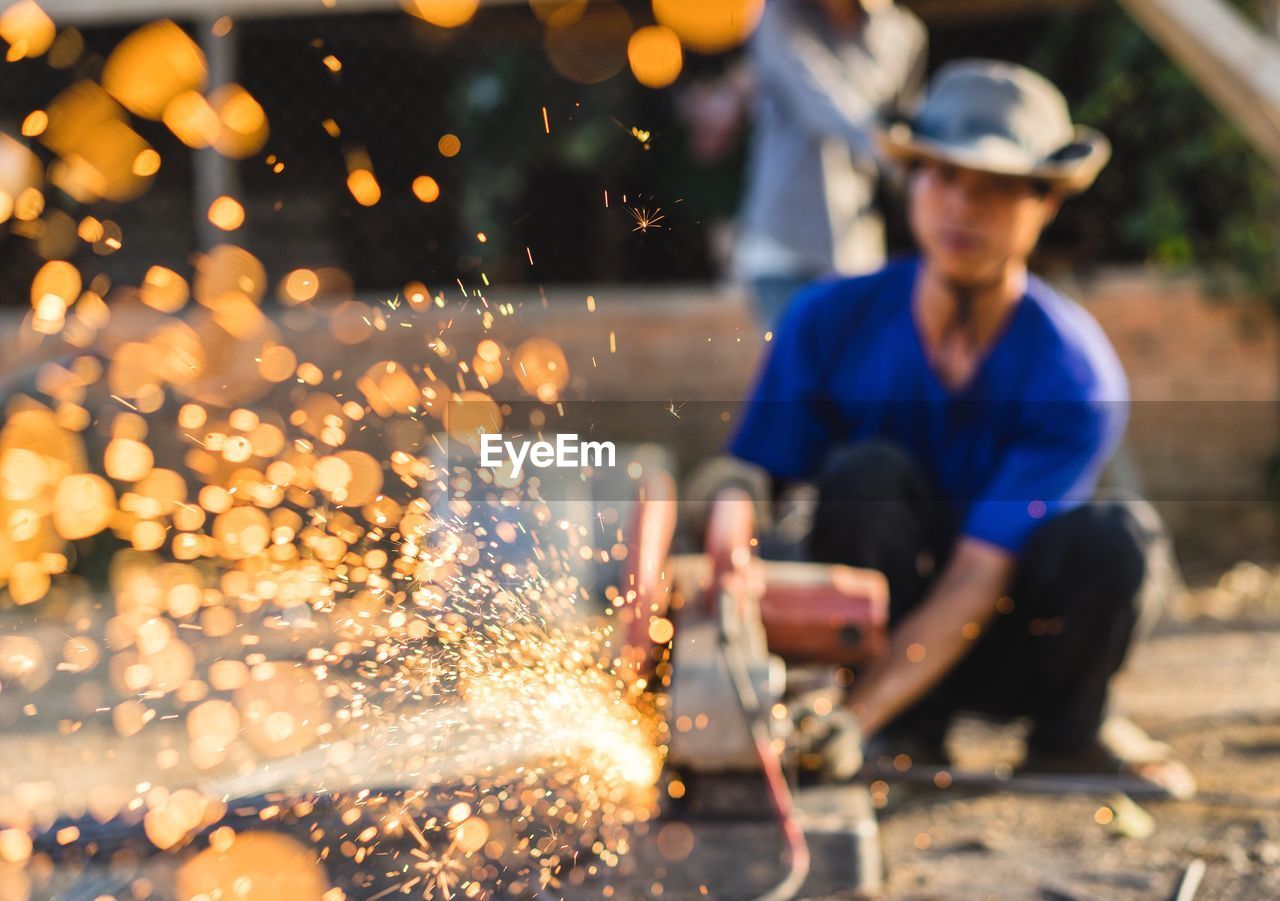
[628,206,664,234]
[5,74,665,896]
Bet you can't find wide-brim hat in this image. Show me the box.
[877,59,1111,194]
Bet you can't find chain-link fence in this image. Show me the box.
[2,1,747,305]
[4,0,1274,308]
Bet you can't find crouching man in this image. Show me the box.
[730,60,1193,796]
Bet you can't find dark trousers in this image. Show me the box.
[807,440,1175,752]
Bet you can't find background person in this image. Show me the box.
[735,0,927,328]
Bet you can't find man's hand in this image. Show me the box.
[846,538,1015,737]
[796,700,866,782]
[817,708,865,782]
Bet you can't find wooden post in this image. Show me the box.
[1115,0,1280,171]
[193,18,240,254]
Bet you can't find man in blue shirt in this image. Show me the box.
[731,60,1193,796]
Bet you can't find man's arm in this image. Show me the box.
[846,537,1014,736]
[896,12,929,116]
[752,4,879,166]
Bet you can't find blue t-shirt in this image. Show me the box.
[730,256,1129,553]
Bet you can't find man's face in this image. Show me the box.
[909,161,1061,288]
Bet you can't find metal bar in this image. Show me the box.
[193,17,239,254]
[1115,0,1280,171]
[903,0,1098,24]
[22,0,528,26]
[1171,857,1207,901]
[26,0,1100,28]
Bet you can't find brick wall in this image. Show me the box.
[1070,269,1279,569]
[0,267,1274,568]
[442,270,1278,568]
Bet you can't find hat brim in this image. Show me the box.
[876,122,1111,194]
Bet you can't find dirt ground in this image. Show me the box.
[870,566,1280,901]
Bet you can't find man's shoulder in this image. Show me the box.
[886,3,928,44]
[1021,276,1128,402]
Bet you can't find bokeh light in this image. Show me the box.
[403,0,480,28]
[140,265,190,312]
[207,195,245,231]
[101,20,207,119]
[0,134,41,225]
[41,81,156,202]
[209,83,269,158]
[530,0,587,28]
[177,833,329,900]
[544,0,632,85]
[347,167,381,206]
[652,0,765,53]
[163,90,220,149]
[437,133,461,157]
[513,336,570,403]
[412,174,441,202]
[628,24,683,88]
[0,0,55,61]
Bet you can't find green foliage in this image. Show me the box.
[1024,4,1280,305]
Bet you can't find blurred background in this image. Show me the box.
[1,0,1277,571]
[0,3,1278,899]
[3,0,1278,294]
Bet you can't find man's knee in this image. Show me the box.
[817,439,923,502]
[809,440,938,584]
[1021,496,1175,622]
[1077,497,1167,565]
